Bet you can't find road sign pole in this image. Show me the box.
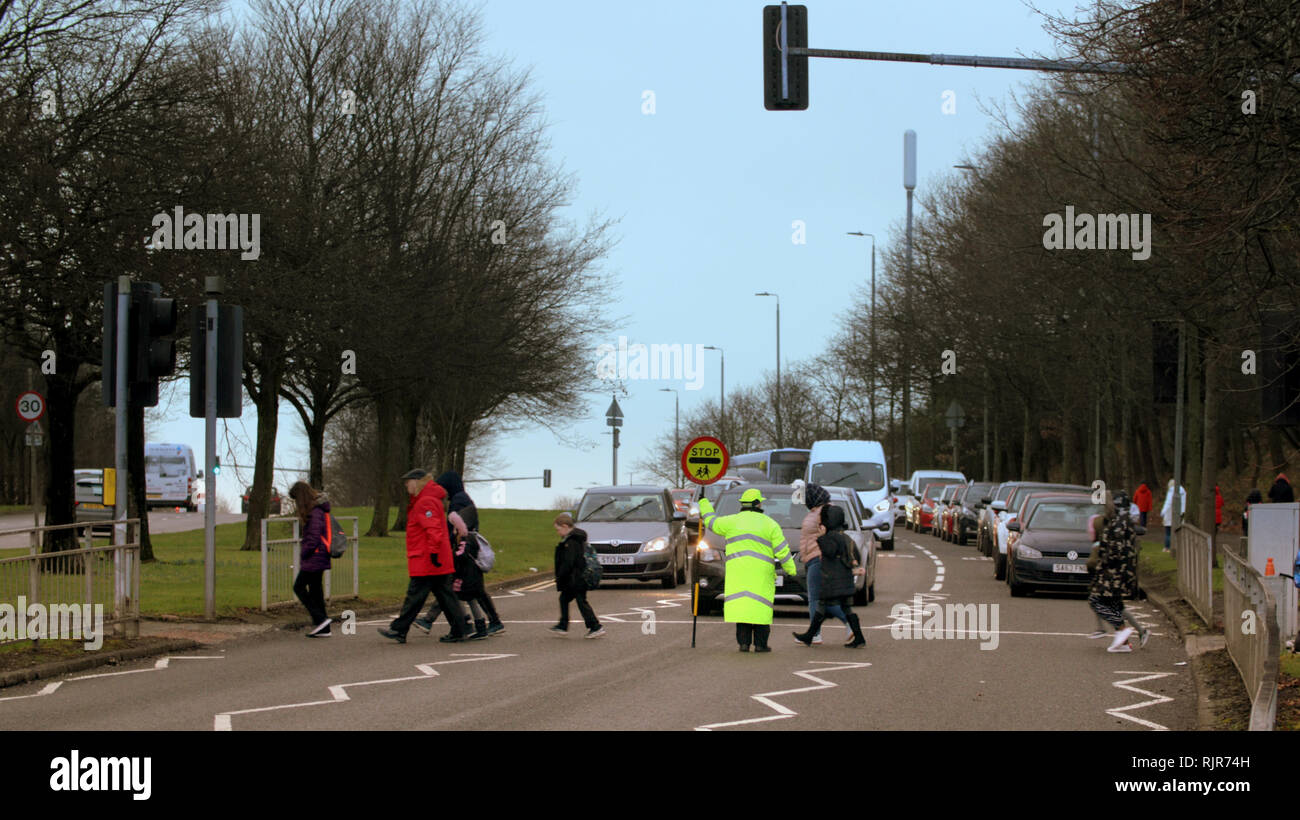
[114,276,130,549]
[205,277,221,620]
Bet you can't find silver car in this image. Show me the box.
[575,485,689,589]
[74,469,114,532]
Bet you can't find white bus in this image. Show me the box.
[145,443,198,511]
[728,448,810,484]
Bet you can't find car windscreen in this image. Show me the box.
[1026,502,1105,532]
[994,484,1017,502]
[923,484,948,500]
[577,493,665,522]
[966,483,995,503]
[716,490,805,529]
[809,462,885,492]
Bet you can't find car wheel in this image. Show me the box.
[957,530,966,546]
[1008,561,1028,596]
[994,552,1007,580]
[867,582,875,603]
[676,549,687,584]
[880,538,894,552]
[853,580,868,606]
[661,560,678,589]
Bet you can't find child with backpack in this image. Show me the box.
[793,505,866,648]
[289,481,336,637]
[550,512,605,638]
[414,471,504,639]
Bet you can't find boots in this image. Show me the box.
[469,617,489,640]
[844,613,865,648]
[794,613,826,646]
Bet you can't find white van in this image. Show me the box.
[145,443,198,511]
[807,440,894,551]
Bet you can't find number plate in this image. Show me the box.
[1052,563,1088,574]
[597,554,634,565]
[775,574,784,587]
[81,503,105,509]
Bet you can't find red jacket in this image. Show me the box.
[1215,486,1223,525]
[1133,484,1153,513]
[405,480,453,577]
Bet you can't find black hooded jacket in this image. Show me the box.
[1268,475,1295,504]
[436,471,484,600]
[436,471,479,539]
[815,505,858,599]
[555,527,590,593]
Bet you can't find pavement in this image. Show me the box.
[0,529,1199,730]
[0,509,244,549]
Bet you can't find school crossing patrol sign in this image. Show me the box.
[681,436,729,485]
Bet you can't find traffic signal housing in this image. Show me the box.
[189,304,245,418]
[102,281,177,408]
[763,4,808,110]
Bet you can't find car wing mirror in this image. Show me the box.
[672,510,686,521]
[1006,521,1020,532]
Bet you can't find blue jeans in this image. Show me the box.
[1164,526,1171,549]
[806,558,848,628]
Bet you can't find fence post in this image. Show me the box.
[352,518,359,599]
[260,517,268,612]
[28,542,39,649]
[84,527,93,617]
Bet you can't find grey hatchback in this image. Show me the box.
[574,485,689,588]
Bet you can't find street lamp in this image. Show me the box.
[755,292,781,448]
[660,388,679,487]
[703,345,724,443]
[846,231,877,439]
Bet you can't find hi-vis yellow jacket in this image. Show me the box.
[697,497,796,625]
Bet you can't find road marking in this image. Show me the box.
[877,554,917,558]
[601,593,690,623]
[908,541,946,593]
[0,655,222,704]
[213,652,516,731]
[884,592,950,632]
[695,660,871,730]
[1108,671,1176,730]
[960,557,993,561]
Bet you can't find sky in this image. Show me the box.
[148,0,1092,510]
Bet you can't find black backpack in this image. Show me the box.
[580,537,602,589]
[322,512,348,559]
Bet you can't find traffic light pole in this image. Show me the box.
[204,276,221,619]
[114,276,130,549]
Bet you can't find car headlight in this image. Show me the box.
[696,544,721,562]
[874,500,890,512]
[1017,544,1042,559]
[644,536,668,552]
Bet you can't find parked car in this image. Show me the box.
[913,481,962,534]
[670,487,697,515]
[73,469,113,532]
[575,485,688,588]
[695,482,876,613]
[889,479,909,527]
[936,484,964,540]
[978,482,1020,557]
[242,486,283,515]
[954,482,997,545]
[904,469,966,530]
[1004,496,1108,596]
[992,483,1089,579]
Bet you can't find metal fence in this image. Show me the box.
[1221,547,1280,730]
[1174,523,1214,626]
[260,515,359,611]
[0,521,141,644]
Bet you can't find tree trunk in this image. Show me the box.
[128,402,153,562]
[242,364,283,550]
[307,418,325,489]
[41,372,80,553]
[1184,331,1204,523]
[1149,406,1169,481]
[390,399,420,533]
[992,414,1002,481]
[1199,343,1221,566]
[1021,399,1033,479]
[1267,427,1289,476]
[366,396,396,537]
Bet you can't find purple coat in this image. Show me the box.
[299,498,333,573]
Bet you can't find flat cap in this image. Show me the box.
[400,468,429,481]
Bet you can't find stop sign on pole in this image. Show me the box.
[682,436,730,485]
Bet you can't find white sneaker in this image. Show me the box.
[1139,629,1151,648]
[1108,627,1134,652]
[1087,631,1107,639]
[584,626,606,639]
[309,618,333,636]
[811,633,823,645]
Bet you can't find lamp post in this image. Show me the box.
[755,292,781,448]
[846,231,877,439]
[703,345,724,443]
[660,388,679,487]
[903,130,917,477]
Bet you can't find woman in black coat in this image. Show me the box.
[1268,473,1295,504]
[794,505,866,648]
[550,512,604,637]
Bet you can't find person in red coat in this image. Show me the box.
[1133,482,1153,529]
[378,469,468,644]
[1215,485,1224,529]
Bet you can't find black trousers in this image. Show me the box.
[425,590,501,625]
[558,588,599,630]
[391,575,466,636]
[293,570,328,625]
[736,623,771,649]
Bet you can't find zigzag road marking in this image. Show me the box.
[885,592,950,632]
[212,652,515,731]
[1108,671,1176,730]
[695,660,871,730]
[600,593,690,623]
[0,655,224,703]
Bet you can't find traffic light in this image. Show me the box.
[189,304,245,418]
[212,456,221,476]
[543,469,551,488]
[103,281,177,407]
[763,4,808,110]
[132,285,177,407]
[1260,310,1300,426]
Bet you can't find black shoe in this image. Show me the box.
[412,617,433,633]
[377,628,406,644]
[307,627,331,638]
[792,630,814,646]
[754,645,772,653]
[439,633,467,643]
[468,618,489,640]
[738,644,751,652]
[487,622,506,636]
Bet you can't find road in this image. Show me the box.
[0,509,244,549]
[0,528,1196,730]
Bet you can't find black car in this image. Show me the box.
[1004,497,1106,596]
[954,482,996,545]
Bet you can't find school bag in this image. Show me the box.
[580,537,603,590]
[470,532,495,572]
[321,512,348,559]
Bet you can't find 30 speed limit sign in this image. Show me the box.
[15,391,45,423]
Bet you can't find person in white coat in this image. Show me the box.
[1160,479,1186,552]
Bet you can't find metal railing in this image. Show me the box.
[0,520,141,644]
[1221,547,1280,730]
[1173,524,1214,626]
[260,515,359,611]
